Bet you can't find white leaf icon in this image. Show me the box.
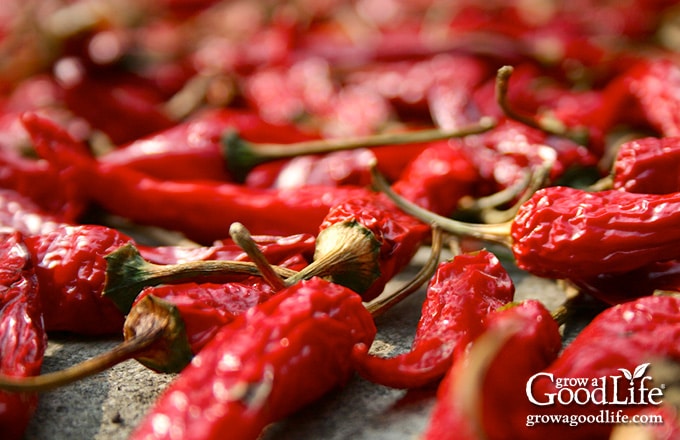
[633,363,650,379]
[619,368,633,381]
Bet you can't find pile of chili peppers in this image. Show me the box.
[2,1,680,439]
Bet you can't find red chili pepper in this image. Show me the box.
[352,249,514,389]
[0,112,87,220]
[25,224,134,335]
[422,299,561,440]
[0,231,46,440]
[521,295,680,440]
[129,277,376,440]
[510,186,680,279]
[612,136,680,194]
[23,111,373,242]
[99,108,317,182]
[391,138,479,216]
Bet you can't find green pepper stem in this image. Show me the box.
[365,226,444,316]
[103,243,298,313]
[225,117,497,180]
[370,163,513,245]
[495,65,589,145]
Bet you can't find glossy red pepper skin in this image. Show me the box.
[100,108,317,182]
[133,281,276,356]
[391,139,479,216]
[25,224,134,335]
[0,231,46,440]
[612,136,680,194]
[319,194,430,300]
[511,186,680,279]
[423,300,561,440]
[521,295,680,440]
[129,277,376,440]
[352,250,514,388]
[24,112,373,242]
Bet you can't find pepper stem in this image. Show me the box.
[370,163,512,245]
[283,219,382,294]
[0,294,196,393]
[224,117,497,180]
[495,65,589,145]
[365,226,444,316]
[229,222,287,291]
[103,243,298,313]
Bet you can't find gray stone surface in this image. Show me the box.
[23,247,566,440]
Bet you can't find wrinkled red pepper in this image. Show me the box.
[23,112,373,242]
[612,136,680,194]
[352,249,514,388]
[511,186,680,279]
[0,231,46,440]
[521,295,680,440]
[25,224,134,335]
[129,277,376,440]
[423,300,561,440]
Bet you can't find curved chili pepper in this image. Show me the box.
[0,231,46,440]
[612,136,680,194]
[520,295,680,440]
[129,277,376,440]
[23,111,373,242]
[99,108,317,182]
[352,249,514,389]
[423,299,562,440]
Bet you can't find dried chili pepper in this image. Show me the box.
[25,224,134,335]
[0,231,46,440]
[352,249,514,389]
[23,111,374,241]
[510,186,680,279]
[128,277,376,440]
[99,108,317,182]
[520,295,680,440]
[422,300,561,440]
[376,166,680,282]
[612,136,680,194]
